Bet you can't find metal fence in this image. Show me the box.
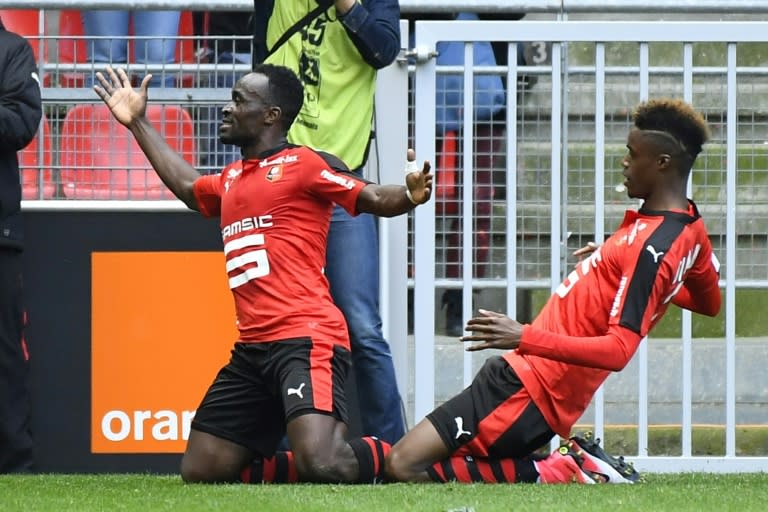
[8,2,768,473]
[407,19,768,473]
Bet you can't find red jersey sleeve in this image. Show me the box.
[305,150,368,215]
[671,239,721,316]
[518,323,643,371]
[193,174,223,218]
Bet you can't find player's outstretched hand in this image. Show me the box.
[405,148,433,205]
[460,309,523,351]
[93,66,151,128]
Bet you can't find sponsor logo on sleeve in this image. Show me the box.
[320,169,356,190]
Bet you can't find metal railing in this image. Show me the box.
[408,18,768,473]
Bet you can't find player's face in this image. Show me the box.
[219,73,275,147]
[621,129,664,200]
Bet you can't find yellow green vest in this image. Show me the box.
[265,1,376,170]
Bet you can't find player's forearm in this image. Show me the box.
[128,117,200,210]
[518,324,643,372]
[356,184,417,217]
[672,279,721,317]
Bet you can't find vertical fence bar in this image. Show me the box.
[560,23,570,283]
[462,43,475,388]
[593,41,606,443]
[681,42,694,458]
[637,41,650,457]
[550,43,563,294]
[506,41,519,337]
[725,42,737,458]
[413,23,438,422]
[376,20,410,415]
[549,41,562,450]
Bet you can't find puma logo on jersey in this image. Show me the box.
[646,244,665,263]
[287,382,306,399]
[224,167,242,193]
[454,416,472,439]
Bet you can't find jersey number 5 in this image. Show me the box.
[226,234,271,289]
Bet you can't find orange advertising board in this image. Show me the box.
[91,252,238,453]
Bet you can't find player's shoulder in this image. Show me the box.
[296,145,349,173]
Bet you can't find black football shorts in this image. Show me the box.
[191,337,351,456]
[427,356,555,458]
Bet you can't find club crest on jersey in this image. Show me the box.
[265,165,283,182]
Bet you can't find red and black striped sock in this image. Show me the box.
[425,455,539,483]
[348,436,391,483]
[240,452,299,483]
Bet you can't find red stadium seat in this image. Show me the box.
[19,116,54,200]
[176,11,198,87]
[59,104,196,199]
[57,10,88,88]
[0,9,45,62]
[436,130,459,215]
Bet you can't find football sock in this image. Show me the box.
[240,452,298,483]
[426,455,539,483]
[348,436,391,483]
[240,437,391,484]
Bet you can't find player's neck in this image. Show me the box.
[241,135,289,160]
[641,192,689,212]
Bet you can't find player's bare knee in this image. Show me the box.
[294,444,356,482]
[384,446,413,482]
[180,456,209,483]
[180,454,239,484]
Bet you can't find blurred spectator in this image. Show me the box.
[0,17,42,474]
[81,10,180,87]
[194,11,254,171]
[255,0,406,445]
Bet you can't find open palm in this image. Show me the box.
[93,66,151,127]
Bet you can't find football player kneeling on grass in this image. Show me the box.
[93,63,432,484]
[386,99,720,484]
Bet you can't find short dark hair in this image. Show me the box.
[252,63,304,130]
[633,98,711,169]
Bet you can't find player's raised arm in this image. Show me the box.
[93,66,200,210]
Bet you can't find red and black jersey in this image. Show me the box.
[504,201,721,437]
[193,144,369,347]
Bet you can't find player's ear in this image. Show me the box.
[658,153,671,168]
[264,105,281,126]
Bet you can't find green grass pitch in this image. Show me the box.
[2,473,768,511]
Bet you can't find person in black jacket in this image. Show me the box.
[0,17,43,474]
